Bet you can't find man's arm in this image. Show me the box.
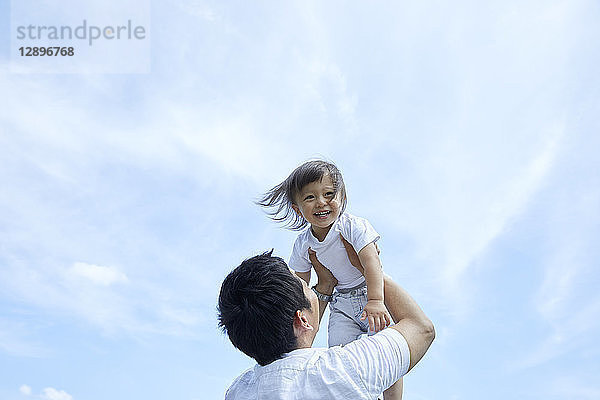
[307,248,337,324]
[295,270,311,285]
[295,269,333,321]
[384,275,435,371]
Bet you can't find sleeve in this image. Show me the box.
[288,235,312,273]
[340,214,380,253]
[341,329,410,396]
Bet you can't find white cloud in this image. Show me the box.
[303,60,359,132]
[0,256,206,339]
[41,388,73,400]
[69,262,128,286]
[514,145,600,370]
[519,261,600,369]
[17,385,74,400]
[388,123,566,320]
[517,296,600,369]
[178,0,218,22]
[535,246,581,321]
[19,384,32,396]
[0,319,50,358]
[442,123,563,283]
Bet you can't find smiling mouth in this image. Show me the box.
[314,211,331,218]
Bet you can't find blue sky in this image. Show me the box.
[1,0,599,399]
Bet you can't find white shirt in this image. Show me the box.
[225,329,410,400]
[289,213,380,290]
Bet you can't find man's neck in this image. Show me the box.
[295,333,315,349]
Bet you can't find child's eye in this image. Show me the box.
[303,195,314,201]
[325,192,334,198]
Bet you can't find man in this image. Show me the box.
[218,237,435,399]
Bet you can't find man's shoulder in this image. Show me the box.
[225,366,256,399]
[342,329,411,377]
[225,348,329,400]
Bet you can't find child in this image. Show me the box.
[258,159,403,400]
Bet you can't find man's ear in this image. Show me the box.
[293,310,314,332]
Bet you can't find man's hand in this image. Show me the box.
[361,299,392,333]
[340,234,380,276]
[308,247,337,294]
[307,247,338,324]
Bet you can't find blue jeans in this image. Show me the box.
[327,282,372,347]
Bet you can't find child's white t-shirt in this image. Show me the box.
[288,213,380,290]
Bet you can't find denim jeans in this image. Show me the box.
[327,282,372,347]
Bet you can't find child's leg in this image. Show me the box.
[383,377,403,400]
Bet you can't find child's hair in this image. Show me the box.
[257,159,347,230]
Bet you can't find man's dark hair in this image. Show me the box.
[257,159,348,230]
[218,251,312,366]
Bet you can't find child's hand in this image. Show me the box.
[361,299,392,333]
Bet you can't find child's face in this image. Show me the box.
[292,174,342,230]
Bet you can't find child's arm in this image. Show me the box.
[358,242,392,333]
